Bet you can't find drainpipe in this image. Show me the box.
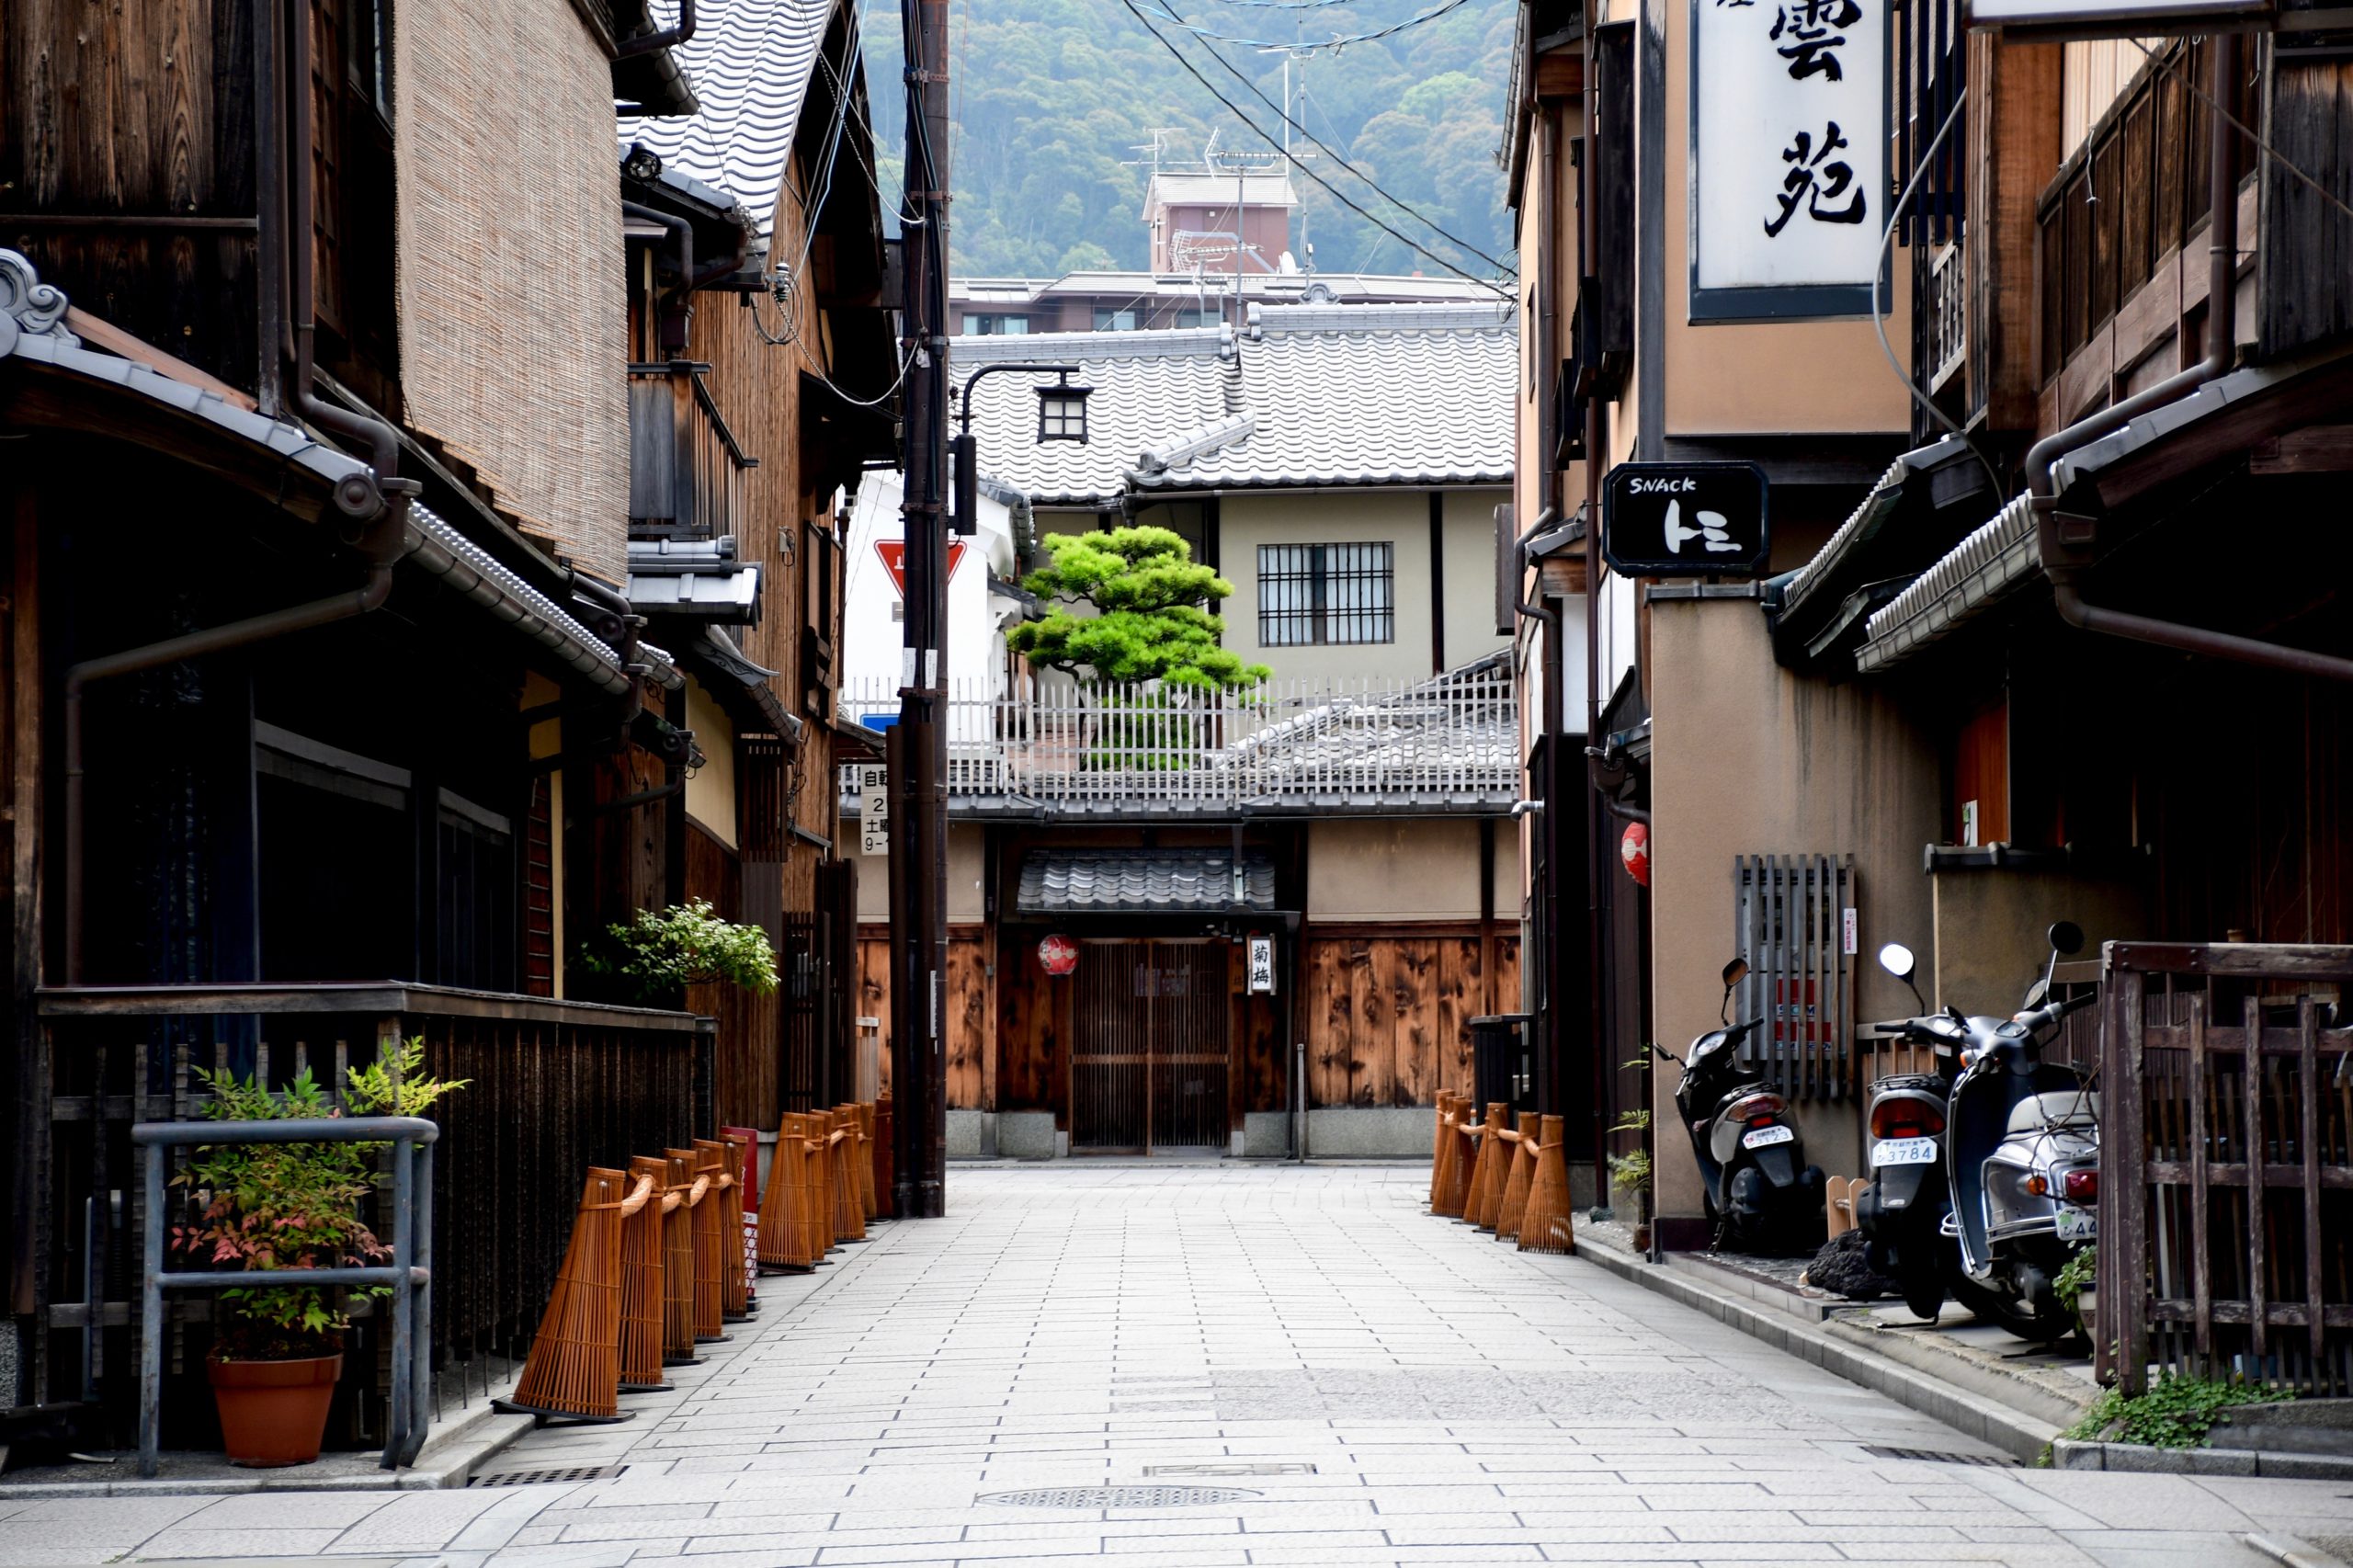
[568,569,651,727]
[614,0,696,59]
[64,0,417,981]
[1578,68,1611,1203]
[63,560,399,983]
[2029,38,2353,685]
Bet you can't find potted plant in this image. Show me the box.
[580,898,779,1006]
[1608,1144,1654,1251]
[172,1038,464,1467]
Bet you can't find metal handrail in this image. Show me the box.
[133,1115,439,1477]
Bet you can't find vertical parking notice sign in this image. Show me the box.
[856,764,889,856]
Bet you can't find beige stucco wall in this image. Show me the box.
[684,679,738,849]
[1309,818,1507,923]
[1221,489,1509,685]
[1660,0,1913,437]
[847,822,985,923]
[1646,597,1942,1219]
[1930,869,2149,1012]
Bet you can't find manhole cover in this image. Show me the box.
[980,1485,1260,1508]
[1862,1444,2017,1467]
[470,1463,626,1486]
[1144,1462,1314,1477]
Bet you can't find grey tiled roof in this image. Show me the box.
[1017,848,1278,914]
[954,328,1237,506]
[955,301,1516,508]
[615,0,834,237]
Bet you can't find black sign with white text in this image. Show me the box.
[1601,461,1771,577]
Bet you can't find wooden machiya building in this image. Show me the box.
[0,0,887,1444]
[1507,0,2353,1388]
[841,304,1527,1159]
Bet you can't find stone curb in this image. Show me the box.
[1571,1232,2064,1462]
[2245,1531,2353,1567]
[2052,1439,2353,1480]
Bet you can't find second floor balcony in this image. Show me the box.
[839,657,1519,820]
[629,358,758,540]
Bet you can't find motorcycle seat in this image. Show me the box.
[2006,1089,2098,1134]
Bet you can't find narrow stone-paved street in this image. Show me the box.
[7,1163,2353,1566]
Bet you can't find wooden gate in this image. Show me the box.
[1070,940,1229,1152]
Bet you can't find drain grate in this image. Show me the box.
[1144,1462,1315,1477]
[980,1484,1260,1508]
[470,1463,626,1486]
[1861,1445,2017,1467]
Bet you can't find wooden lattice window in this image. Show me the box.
[1732,856,1857,1102]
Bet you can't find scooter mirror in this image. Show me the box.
[2023,977,2051,1011]
[1877,942,1916,983]
[1722,957,1751,990]
[2048,920,2085,957]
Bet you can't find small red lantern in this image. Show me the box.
[1620,822,1651,887]
[1038,934,1079,976]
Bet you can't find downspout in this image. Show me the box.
[620,200,696,353]
[66,0,415,982]
[615,0,696,60]
[1579,60,1610,1199]
[2029,38,2353,684]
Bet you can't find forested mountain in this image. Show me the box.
[856,0,1517,283]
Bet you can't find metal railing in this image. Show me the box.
[31,983,710,1449]
[134,1115,437,1476]
[628,359,757,539]
[837,665,1518,814]
[2100,943,2353,1395]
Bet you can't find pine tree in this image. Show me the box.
[1006,526,1270,692]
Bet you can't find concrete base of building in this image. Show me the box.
[1302,1107,1434,1159]
[946,1109,995,1159]
[996,1110,1059,1161]
[1241,1111,1291,1157]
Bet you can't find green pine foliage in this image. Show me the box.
[859,0,1516,280]
[1006,526,1270,691]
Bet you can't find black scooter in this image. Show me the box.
[1656,959,1826,1255]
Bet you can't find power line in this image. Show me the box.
[1148,0,1516,274]
[1141,0,1477,52]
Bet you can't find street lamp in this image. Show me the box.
[950,361,1088,535]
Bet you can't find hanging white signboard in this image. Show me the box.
[1967,0,2268,31]
[856,764,890,857]
[1691,0,1888,320]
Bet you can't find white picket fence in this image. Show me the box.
[837,665,1518,810]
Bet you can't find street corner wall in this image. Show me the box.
[392,0,629,584]
[1644,596,1943,1220]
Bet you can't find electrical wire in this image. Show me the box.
[2125,37,2353,224]
[1139,0,1476,51]
[1870,89,2006,504]
[1120,0,1515,290]
[1151,0,1517,274]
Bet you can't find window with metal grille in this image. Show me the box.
[1256,542,1394,646]
[1731,855,1856,1103]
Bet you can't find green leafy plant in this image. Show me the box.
[1607,1149,1652,1200]
[1006,527,1270,694]
[171,1038,467,1361]
[581,898,779,1005]
[2057,1371,2293,1450]
[2053,1243,2097,1324]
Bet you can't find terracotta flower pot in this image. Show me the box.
[208,1353,342,1467]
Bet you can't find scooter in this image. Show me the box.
[1656,959,1826,1255]
[1860,924,2097,1341]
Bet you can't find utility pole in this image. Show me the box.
[892,0,952,1219]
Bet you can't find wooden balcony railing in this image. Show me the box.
[628,358,757,539]
[838,668,1520,816]
[27,983,710,1449]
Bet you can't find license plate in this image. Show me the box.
[1741,1124,1795,1150]
[2055,1206,2097,1243]
[1871,1137,1939,1167]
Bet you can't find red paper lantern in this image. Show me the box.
[1620,822,1651,887]
[1038,935,1079,976]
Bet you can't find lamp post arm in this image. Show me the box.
[955,361,1084,432]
